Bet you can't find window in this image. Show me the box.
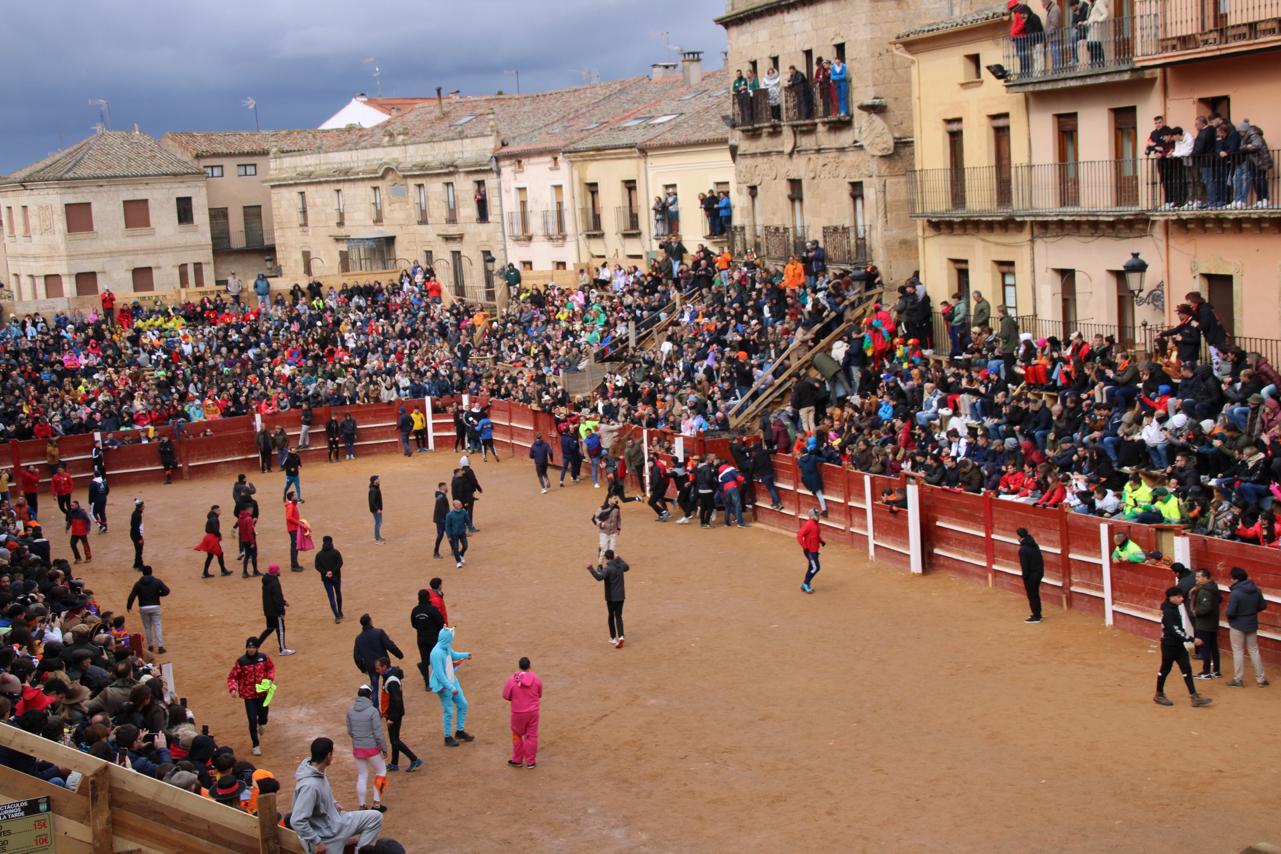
[178,264,189,287]
[338,250,350,273]
[21,206,30,236]
[554,261,567,270]
[193,262,205,286]
[803,48,814,78]
[1055,113,1080,207]
[236,163,257,177]
[769,55,780,72]
[946,118,966,210]
[297,192,308,227]
[474,180,488,222]
[424,250,434,268]
[451,115,477,126]
[335,189,345,225]
[444,182,458,224]
[585,182,602,232]
[451,250,465,297]
[849,181,867,258]
[1112,106,1138,206]
[963,53,982,81]
[122,199,150,229]
[551,156,560,169]
[648,114,680,124]
[209,207,230,250]
[43,274,63,298]
[65,202,94,234]
[176,196,194,225]
[991,114,1012,208]
[514,159,524,172]
[131,267,155,292]
[371,186,383,223]
[517,187,530,236]
[678,90,705,101]
[787,178,804,231]
[552,185,566,234]
[204,165,224,178]
[618,117,652,128]
[1114,272,1135,339]
[415,184,427,224]
[520,261,533,271]
[950,260,971,304]
[622,180,640,232]
[1203,273,1236,337]
[74,271,99,296]
[301,251,312,277]
[1198,95,1230,121]
[4,207,12,237]
[749,59,758,77]
[1058,269,1077,324]
[833,42,846,62]
[997,262,1017,317]
[244,206,264,247]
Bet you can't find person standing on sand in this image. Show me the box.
[411,588,445,691]
[431,483,449,560]
[529,432,553,494]
[587,550,629,648]
[429,626,474,748]
[502,656,542,769]
[376,656,422,773]
[1017,528,1044,624]
[316,535,344,623]
[195,505,231,578]
[238,505,260,578]
[455,458,482,533]
[1154,586,1213,708]
[444,500,470,568]
[256,564,295,655]
[797,508,824,594]
[369,476,385,545]
[592,495,622,561]
[285,492,303,571]
[345,685,388,813]
[353,614,404,695]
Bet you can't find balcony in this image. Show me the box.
[1000,17,1137,88]
[444,208,459,226]
[1136,0,1281,63]
[540,208,567,239]
[211,228,272,252]
[909,154,1281,218]
[505,210,533,240]
[731,81,852,129]
[371,206,383,225]
[615,207,642,234]
[730,224,869,265]
[580,207,603,235]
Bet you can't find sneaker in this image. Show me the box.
[444,736,459,747]
[541,488,548,494]
[801,583,813,594]
[700,523,712,529]
[455,730,475,742]
[675,517,690,525]
[433,553,442,560]
[456,561,463,568]
[525,762,537,769]
[1191,695,1213,707]
[1259,679,1271,687]
[252,745,262,755]
[387,763,400,772]
[1152,693,1173,706]
[615,638,625,649]
[661,511,671,520]
[1194,672,1214,680]
[1025,616,1042,623]
[737,523,748,528]
[1226,679,1245,687]
[508,760,523,768]
[609,637,618,645]
[407,759,423,772]
[220,570,233,576]
[280,648,296,656]
[157,647,167,654]
[594,483,600,488]
[1211,672,1222,679]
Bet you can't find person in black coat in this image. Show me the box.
[255,565,293,655]
[431,483,449,560]
[353,614,403,694]
[410,588,445,690]
[1191,568,1223,679]
[315,535,344,623]
[375,657,421,771]
[587,550,630,648]
[1016,527,1044,623]
[452,460,482,532]
[1154,587,1212,707]
[129,500,145,570]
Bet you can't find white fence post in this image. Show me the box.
[906,481,923,574]
[425,397,435,451]
[863,474,875,559]
[1099,522,1114,627]
[642,428,650,495]
[1173,534,1191,568]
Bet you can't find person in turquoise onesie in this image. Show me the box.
[429,627,476,747]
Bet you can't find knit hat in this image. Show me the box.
[267,564,280,575]
[244,637,260,648]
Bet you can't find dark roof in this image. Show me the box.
[161,129,359,159]
[4,131,204,184]
[896,4,1008,40]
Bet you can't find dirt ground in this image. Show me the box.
[77,449,1279,853]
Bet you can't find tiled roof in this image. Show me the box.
[363,97,436,117]
[4,131,204,184]
[566,70,731,153]
[161,129,359,158]
[896,3,1008,40]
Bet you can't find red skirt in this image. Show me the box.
[193,533,223,555]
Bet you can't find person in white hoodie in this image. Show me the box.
[291,737,384,853]
[345,686,388,812]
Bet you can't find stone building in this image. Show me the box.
[0,129,214,306]
[161,129,355,284]
[717,0,985,281]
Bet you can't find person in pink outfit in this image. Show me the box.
[502,657,543,769]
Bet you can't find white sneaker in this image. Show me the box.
[252,746,262,756]
[609,637,617,645]
[594,483,600,488]
[456,561,463,568]
[1257,199,1270,208]
[280,648,296,656]
[675,516,690,525]
[541,488,548,494]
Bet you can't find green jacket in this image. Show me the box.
[1111,539,1146,563]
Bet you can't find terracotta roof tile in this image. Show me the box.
[4,131,204,184]
[161,129,360,159]
[896,3,1007,40]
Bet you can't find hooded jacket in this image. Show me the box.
[227,652,274,700]
[502,669,543,714]
[315,540,343,581]
[381,667,407,720]
[411,591,445,651]
[291,759,342,845]
[1160,599,1195,646]
[345,695,386,751]
[589,557,629,601]
[1192,583,1223,633]
[1226,578,1267,632]
[1018,533,1044,578]
[429,627,470,693]
[261,573,286,618]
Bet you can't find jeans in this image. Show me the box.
[139,605,163,648]
[299,424,311,448]
[436,685,468,735]
[835,79,849,115]
[284,474,301,500]
[1232,165,1251,204]
[606,600,625,639]
[244,697,268,747]
[760,474,781,506]
[449,534,468,563]
[1230,628,1266,683]
[723,488,744,526]
[434,520,446,556]
[1147,443,1169,469]
[803,550,821,586]
[1101,436,1121,465]
[1201,165,1219,207]
[589,455,602,486]
[400,432,412,456]
[1235,482,1272,507]
[372,510,382,542]
[1195,628,1220,674]
[322,576,343,619]
[277,447,289,468]
[1023,572,1043,619]
[1226,405,1251,431]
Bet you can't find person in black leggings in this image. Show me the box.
[587,551,629,648]
[227,638,275,756]
[1154,586,1212,708]
[376,657,422,772]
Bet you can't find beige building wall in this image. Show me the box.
[643,143,735,251]
[268,136,505,301]
[189,152,276,284]
[720,0,985,279]
[0,175,214,303]
[497,152,579,272]
[568,149,649,265]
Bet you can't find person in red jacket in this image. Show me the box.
[1033,473,1069,509]
[227,637,275,756]
[797,508,825,593]
[284,494,303,571]
[19,466,40,520]
[67,500,92,563]
[100,288,116,326]
[51,466,74,522]
[428,577,449,626]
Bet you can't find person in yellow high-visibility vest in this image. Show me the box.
[1111,531,1147,563]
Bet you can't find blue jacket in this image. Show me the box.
[478,417,494,441]
[529,438,553,466]
[254,276,270,296]
[428,627,470,693]
[444,508,470,537]
[1226,579,1267,632]
[560,432,580,459]
[798,452,825,492]
[717,196,732,217]
[584,433,603,458]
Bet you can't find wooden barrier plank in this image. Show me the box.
[0,763,92,824]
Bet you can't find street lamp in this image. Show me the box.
[1122,251,1149,296]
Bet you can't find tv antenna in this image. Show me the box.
[242,97,260,131]
[88,98,112,130]
[363,57,382,97]
[570,67,599,84]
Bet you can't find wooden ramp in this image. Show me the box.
[729,289,884,431]
[0,724,305,853]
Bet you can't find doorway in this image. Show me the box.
[1056,113,1079,208]
[1204,273,1235,337]
[1112,107,1138,207]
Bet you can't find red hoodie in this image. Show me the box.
[796,518,824,552]
[429,590,449,626]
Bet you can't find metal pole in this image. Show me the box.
[642,428,651,496]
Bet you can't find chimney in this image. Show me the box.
[355,92,368,101]
[681,50,704,86]
[132,123,141,135]
[651,62,679,81]
[436,86,444,116]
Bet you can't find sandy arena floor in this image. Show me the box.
[75,450,1279,853]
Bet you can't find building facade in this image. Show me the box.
[0,130,213,306]
[898,8,1035,321]
[717,0,986,280]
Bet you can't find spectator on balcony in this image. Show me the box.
[801,241,825,288]
[716,192,732,237]
[1171,124,1195,208]
[814,57,832,117]
[1008,2,1043,78]
[829,57,849,117]
[1191,115,1218,208]
[1214,118,1242,209]
[947,292,970,356]
[663,188,679,236]
[699,193,716,237]
[762,66,782,122]
[1147,115,1183,209]
[1069,0,1090,65]
[732,69,752,125]
[786,65,813,121]
[1238,120,1273,209]
[1043,0,1064,71]
[652,196,667,237]
[474,184,488,223]
[1085,0,1109,67]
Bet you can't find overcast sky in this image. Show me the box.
[2,0,727,174]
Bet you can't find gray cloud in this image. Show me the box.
[2,0,726,173]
